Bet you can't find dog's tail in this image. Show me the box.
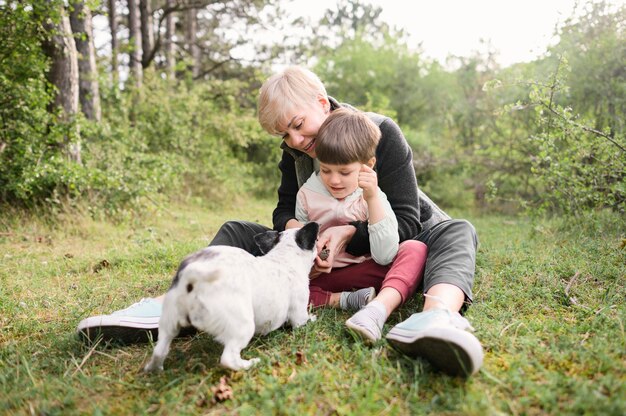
[170,261,221,291]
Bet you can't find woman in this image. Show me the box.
[77,66,483,377]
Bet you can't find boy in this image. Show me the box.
[296,108,427,341]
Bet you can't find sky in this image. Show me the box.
[284,0,624,67]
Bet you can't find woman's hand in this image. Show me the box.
[312,224,356,274]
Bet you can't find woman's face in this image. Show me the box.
[278,96,329,159]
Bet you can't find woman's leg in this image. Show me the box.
[417,219,477,312]
[386,219,483,377]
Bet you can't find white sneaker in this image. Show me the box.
[77,298,162,344]
[386,308,484,377]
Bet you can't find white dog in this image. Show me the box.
[144,222,319,372]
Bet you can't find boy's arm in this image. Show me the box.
[366,190,399,265]
[294,191,309,224]
[360,165,399,265]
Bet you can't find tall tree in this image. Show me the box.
[41,2,81,163]
[184,7,199,78]
[139,0,154,68]
[108,0,119,86]
[164,0,176,79]
[128,0,143,87]
[69,0,101,121]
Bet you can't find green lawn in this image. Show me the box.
[1,199,624,415]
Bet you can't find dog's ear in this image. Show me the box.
[254,230,281,254]
[295,222,319,251]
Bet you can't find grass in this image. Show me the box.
[1,198,624,415]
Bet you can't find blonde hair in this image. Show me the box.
[315,108,380,165]
[258,66,328,136]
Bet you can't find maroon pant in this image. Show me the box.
[309,240,428,307]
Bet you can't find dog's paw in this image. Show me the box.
[246,357,261,369]
[143,360,164,373]
[308,314,317,322]
[221,357,260,371]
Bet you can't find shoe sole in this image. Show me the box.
[386,327,483,377]
[345,318,381,343]
[76,316,196,345]
[78,325,160,345]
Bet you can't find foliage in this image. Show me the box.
[0,2,53,203]
[549,0,626,136]
[1,0,625,218]
[527,56,625,214]
[474,1,626,215]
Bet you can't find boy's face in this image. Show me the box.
[278,96,329,159]
[318,162,362,200]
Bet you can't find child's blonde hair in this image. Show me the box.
[315,108,380,165]
[258,66,328,136]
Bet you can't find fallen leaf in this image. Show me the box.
[296,350,307,365]
[211,376,233,403]
[93,259,110,273]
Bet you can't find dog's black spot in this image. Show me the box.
[254,230,281,254]
[295,222,319,251]
[187,283,193,293]
[186,314,192,326]
[170,248,219,288]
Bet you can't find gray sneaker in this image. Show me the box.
[386,308,483,377]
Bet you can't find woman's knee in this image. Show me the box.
[446,219,478,246]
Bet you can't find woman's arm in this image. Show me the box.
[272,150,300,231]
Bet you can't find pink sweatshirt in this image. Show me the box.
[295,172,399,268]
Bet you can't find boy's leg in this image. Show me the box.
[379,240,428,305]
[346,240,428,342]
[77,220,270,344]
[308,260,388,309]
[310,260,389,293]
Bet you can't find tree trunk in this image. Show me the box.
[165,0,175,80]
[139,0,154,68]
[41,4,81,163]
[69,1,101,121]
[184,8,199,78]
[128,0,142,88]
[108,0,118,87]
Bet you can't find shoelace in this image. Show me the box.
[111,298,151,315]
[424,293,475,332]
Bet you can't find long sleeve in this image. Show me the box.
[295,189,310,224]
[367,189,399,265]
[272,150,300,231]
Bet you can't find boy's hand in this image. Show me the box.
[358,164,378,201]
[312,224,356,274]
